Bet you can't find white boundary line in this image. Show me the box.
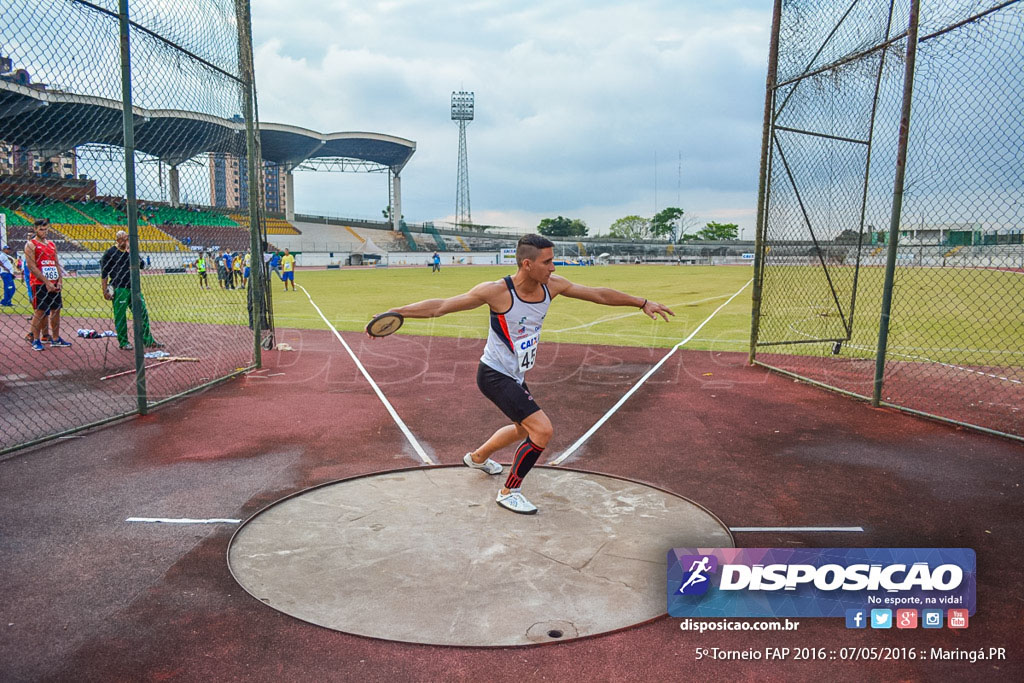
[126,517,241,524]
[550,279,752,466]
[547,293,732,333]
[299,285,435,465]
[730,526,864,532]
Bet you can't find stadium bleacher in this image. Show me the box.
[424,225,447,250]
[1,205,32,227]
[20,200,87,225]
[5,200,188,252]
[1,222,85,253]
[158,223,253,253]
[229,213,301,235]
[74,200,126,225]
[398,224,419,251]
[146,206,238,227]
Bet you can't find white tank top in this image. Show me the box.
[480,276,551,383]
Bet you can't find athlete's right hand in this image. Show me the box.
[45,280,58,292]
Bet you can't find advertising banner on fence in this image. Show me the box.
[668,548,975,619]
[500,248,516,265]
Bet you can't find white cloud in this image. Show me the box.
[251,1,771,234]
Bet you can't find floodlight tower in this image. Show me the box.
[451,91,474,228]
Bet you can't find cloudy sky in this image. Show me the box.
[250,0,772,235]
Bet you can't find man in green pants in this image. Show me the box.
[100,230,163,351]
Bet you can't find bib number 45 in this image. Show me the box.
[516,334,539,372]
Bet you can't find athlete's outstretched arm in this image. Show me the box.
[387,281,502,319]
[548,274,674,322]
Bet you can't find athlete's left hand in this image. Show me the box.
[642,300,674,322]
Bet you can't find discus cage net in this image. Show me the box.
[750,0,1023,440]
[0,0,273,454]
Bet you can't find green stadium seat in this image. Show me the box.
[0,206,32,226]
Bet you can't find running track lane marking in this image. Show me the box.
[547,293,733,334]
[299,284,435,465]
[550,279,753,466]
[730,526,864,532]
[126,517,241,524]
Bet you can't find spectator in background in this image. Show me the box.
[195,252,209,290]
[145,255,151,269]
[222,250,235,290]
[280,248,295,291]
[24,218,72,351]
[18,252,32,305]
[0,243,17,306]
[216,250,226,289]
[101,230,162,351]
[432,251,441,273]
[269,250,282,279]
[232,251,243,287]
[242,250,251,289]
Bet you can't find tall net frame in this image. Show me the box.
[0,0,271,454]
[750,0,1023,440]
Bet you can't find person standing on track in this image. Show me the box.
[376,234,674,514]
[432,251,441,273]
[24,218,72,351]
[100,230,163,351]
[17,250,50,343]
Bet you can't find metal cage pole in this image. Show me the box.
[748,0,783,364]
[873,0,920,406]
[117,0,148,413]
[237,0,263,368]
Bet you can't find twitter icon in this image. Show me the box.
[870,609,892,629]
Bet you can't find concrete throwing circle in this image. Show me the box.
[228,466,732,646]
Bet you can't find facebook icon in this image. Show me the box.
[845,609,867,629]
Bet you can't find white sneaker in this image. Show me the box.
[496,489,538,515]
[464,452,502,475]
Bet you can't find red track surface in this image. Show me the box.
[758,352,1023,437]
[1,328,1022,680]
[0,315,253,448]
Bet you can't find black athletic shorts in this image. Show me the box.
[477,362,540,424]
[32,284,63,313]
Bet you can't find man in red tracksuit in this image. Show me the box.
[24,219,72,351]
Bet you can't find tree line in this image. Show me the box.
[536,208,739,241]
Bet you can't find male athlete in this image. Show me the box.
[24,218,72,351]
[377,234,673,514]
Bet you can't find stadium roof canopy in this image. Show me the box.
[0,79,416,172]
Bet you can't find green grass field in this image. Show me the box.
[272,265,756,352]
[0,274,250,327]
[759,265,1024,368]
[3,264,1018,366]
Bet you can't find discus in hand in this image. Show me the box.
[366,312,404,338]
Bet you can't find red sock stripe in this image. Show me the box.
[505,441,530,489]
[505,439,543,490]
